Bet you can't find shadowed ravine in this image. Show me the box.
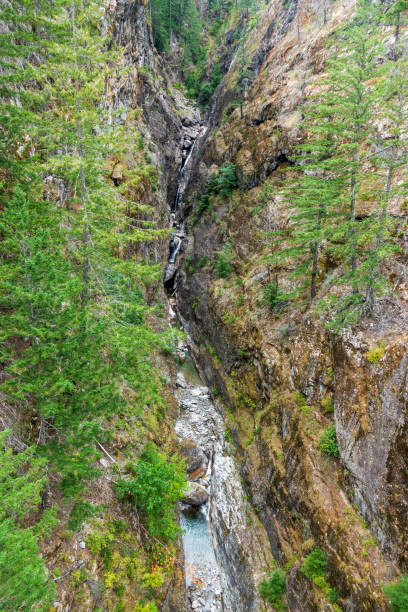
[165,132,269,612]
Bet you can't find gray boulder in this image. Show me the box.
[182,482,209,506]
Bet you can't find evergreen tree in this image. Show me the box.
[0,430,57,611]
[383,0,408,59]
[269,0,406,330]
[0,0,172,496]
[271,105,342,301]
[361,55,408,314]
[324,1,381,301]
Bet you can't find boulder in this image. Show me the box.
[176,372,187,388]
[179,438,206,473]
[182,482,209,506]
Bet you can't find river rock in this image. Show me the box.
[182,482,209,506]
[176,372,187,388]
[179,439,207,473]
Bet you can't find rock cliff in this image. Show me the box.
[172,0,408,610]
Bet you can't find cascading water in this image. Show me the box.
[165,126,267,612]
[164,129,204,292]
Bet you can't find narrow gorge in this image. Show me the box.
[1,0,408,611]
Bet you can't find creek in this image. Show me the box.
[164,129,266,612]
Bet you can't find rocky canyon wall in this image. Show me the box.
[172,0,408,610]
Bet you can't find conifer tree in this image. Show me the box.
[269,0,406,329]
[361,55,408,314]
[271,105,342,301]
[0,0,172,495]
[0,430,57,611]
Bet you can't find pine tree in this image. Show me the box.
[268,0,406,330]
[315,0,384,329]
[383,0,408,59]
[361,55,408,314]
[0,430,57,611]
[0,0,172,496]
[271,103,343,301]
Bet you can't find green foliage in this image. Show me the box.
[318,426,339,457]
[0,431,56,611]
[383,574,408,612]
[216,243,234,278]
[0,0,170,499]
[116,443,186,541]
[0,519,55,611]
[216,163,238,197]
[69,501,101,531]
[302,548,327,579]
[193,164,237,221]
[268,0,405,330]
[151,0,203,63]
[259,568,286,607]
[366,344,386,363]
[329,588,338,603]
[263,282,286,311]
[211,63,222,90]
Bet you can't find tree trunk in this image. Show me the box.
[297,1,300,44]
[311,202,324,299]
[349,141,358,294]
[365,165,393,315]
[72,0,89,306]
[393,12,400,61]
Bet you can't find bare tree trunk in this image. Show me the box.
[365,165,393,315]
[297,0,301,44]
[393,11,400,61]
[311,202,324,299]
[349,141,358,294]
[72,0,89,306]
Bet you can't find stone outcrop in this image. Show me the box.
[173,0,408,610]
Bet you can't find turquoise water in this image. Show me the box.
[179,508,218,587]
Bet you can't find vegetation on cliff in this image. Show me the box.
[0,0,183,608]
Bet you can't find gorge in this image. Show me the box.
[1,0,408,611]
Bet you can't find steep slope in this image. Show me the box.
[169,0,408,610]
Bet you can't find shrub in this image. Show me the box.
[318,426,339,457]
[211,64,222,90]
[259,568,286,606]
[366,344,386,363]
[68,501,100,531]
[198,255,209,268]
[263,282,285,311]
[321,395,334,414]
[195,164,238,222]
[217,163,238,197]
[383,574,408,611]
[116,443,186,541]
[216,243,234,278]
[207,164,238,198]
[329,588,338,603]
[302,548,327,579]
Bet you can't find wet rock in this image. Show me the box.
[182,482,209,506]
[176,373,187,388]
[179,438,207,474]
[176,349,187,363]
